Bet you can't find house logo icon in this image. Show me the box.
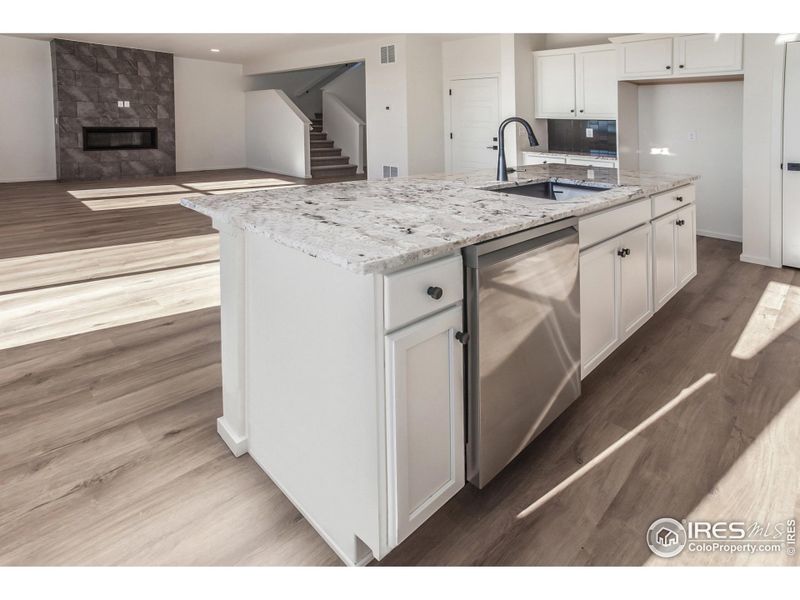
[647,518,687,558]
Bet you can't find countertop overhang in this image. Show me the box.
[181,164,698,275]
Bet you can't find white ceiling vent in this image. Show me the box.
[380,44,396,64]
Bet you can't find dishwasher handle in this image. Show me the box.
[465,225,577,269]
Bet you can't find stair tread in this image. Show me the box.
[312,164,357,170]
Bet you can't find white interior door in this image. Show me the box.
[783,42,800,268]
[449,77,499,173]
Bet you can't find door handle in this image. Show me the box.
[788,163,800,171]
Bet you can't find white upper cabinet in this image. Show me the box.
[617,37,674,79]
[612,34,744,81]
[674,34,743,75]
[534,44,617,120]
[534,51,576,118]
[576,48,617,119]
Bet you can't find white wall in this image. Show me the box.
[322,63,366,121]
[174,57,246,172]
[638,81,744,242]
[245,89,310,178]
[0,35,56,182]
[741,33,788,267]
[406,35,444,175]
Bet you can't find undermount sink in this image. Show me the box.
[490,181,609,201]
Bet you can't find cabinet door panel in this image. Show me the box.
[535,52,576,118]
[386,306,465,546]
[676,204,697,287]
[675,34,743,75]
[579,237,619,377]
[577,48,617,118]
[619,224,653,339]
[653,213,678,310]
[619,38,673,78]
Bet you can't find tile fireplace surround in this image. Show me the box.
[51,38,176,181]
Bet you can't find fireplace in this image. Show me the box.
[83,127,158,151]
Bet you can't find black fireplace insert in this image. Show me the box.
[82,127,158,151]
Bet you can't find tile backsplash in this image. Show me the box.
[547,119,617,156]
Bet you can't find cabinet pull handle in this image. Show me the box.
[455,331,470,345]
[426,286,444,300]
[570,108,575,113]
[666,65,672,70]
[486,145,498,150]
[679,64,685,69]
[617,248,631,257]
[579,109,584,113]
[676,196,684,202]
[676,219,686,227]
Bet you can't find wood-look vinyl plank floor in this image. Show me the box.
[0,170,798,566]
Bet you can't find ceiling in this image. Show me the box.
[13,33,392,64]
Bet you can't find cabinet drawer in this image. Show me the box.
[578,198,651,249]
[652,184,695,218]
[384,255,463,331]
[522,153,567,165]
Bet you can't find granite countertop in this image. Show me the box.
[181,164,698,275]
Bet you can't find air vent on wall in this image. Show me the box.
[380,44,396,64]
[383,166,399,178]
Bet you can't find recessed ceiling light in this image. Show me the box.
[210,48,220,53]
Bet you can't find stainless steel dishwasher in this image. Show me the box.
[463,217,580,488]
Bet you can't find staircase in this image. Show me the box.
[310,113,359,178]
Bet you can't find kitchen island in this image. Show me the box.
[182,164,699,565]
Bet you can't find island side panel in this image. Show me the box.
[215,219,248,456]
[244,233,384,566]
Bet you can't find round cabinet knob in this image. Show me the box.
[427,286,444,300]
[676,219,686,226]
[676,196,684,202]
[679,64,685,69]
[666,65,672,70]
[579,109,584,113]
[455,331,470,345]
[570,108,575,113]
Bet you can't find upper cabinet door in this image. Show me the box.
[534,52,576,119]
[674,34,743,75]
[618,37,674,78]
[577,48,617,119]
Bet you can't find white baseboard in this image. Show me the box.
[0,174,57,183]
[246,164,309,179]
[740,254,782,268]
[216,417,248,457]
[176,164,247,173]
[696,229,742,243]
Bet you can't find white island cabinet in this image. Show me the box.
[182,164,699,566]
[217,223,466,565]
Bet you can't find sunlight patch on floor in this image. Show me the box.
[647,388,800,565]
[0,235,219,294]
[81,192,205,211]
[732,281,800,360]
[68,185,188,199]
[0,262,220,351]
[515,373,717,520]
[182,178,296,191]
